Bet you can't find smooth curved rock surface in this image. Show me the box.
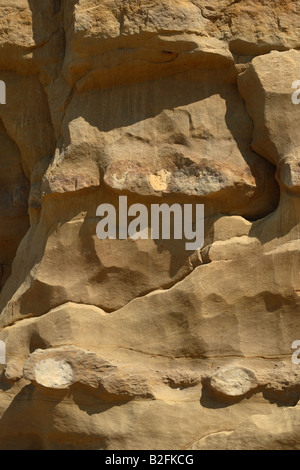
[0,0,300,450]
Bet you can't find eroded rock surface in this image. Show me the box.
[0,0,300,450]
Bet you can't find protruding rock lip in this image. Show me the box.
[65,35,235,91]
[276,156,300,194]
[21,346,153,400]
[207,366,259,401]
[22,346,112,391]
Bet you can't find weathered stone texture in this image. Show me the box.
[0,0,300,450]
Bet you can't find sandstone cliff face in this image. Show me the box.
[0,0,299,450]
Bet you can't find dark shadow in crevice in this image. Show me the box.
[200,377,261,409]
[201,376,300,410]
[0,381,121,449]
[263,388,300,407]
[0,117,30,298]
[71,383,134,416]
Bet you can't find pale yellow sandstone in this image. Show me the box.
[0,0,299,451]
